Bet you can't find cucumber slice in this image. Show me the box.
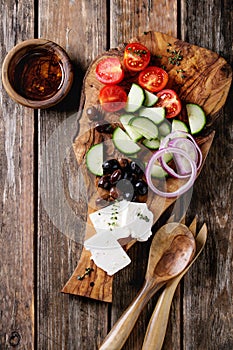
[125,83,145,112]
[158,120,171,137]
[120,114,142,141]
[172,119,189,133]
[119,114,134,125]
[145,162,168,178]
[139,106,165,124]
[143,90,159,107]
[86,143,104,176]
[142,138,160,150]
[113,127,141,155]
[129,116,159,140]
[186,103,206,134]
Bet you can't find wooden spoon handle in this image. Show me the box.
[99,280,164,350]
[142,224,207,350]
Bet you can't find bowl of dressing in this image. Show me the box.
[2,39,74,108]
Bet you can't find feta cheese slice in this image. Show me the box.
[123,202,153,241]
[84,230,131,276]
[89,200,131,238]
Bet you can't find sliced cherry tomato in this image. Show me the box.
[156,89,182,118]
[99,85,127,112]
[124,43,150,72]
[138,66,168,93]
[96,57,124,85]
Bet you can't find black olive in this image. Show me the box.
[94,121,114,133]
[123,191,134,201]
[134,180,148,196]
[123,171,137,183]
[102,159,120,174]
[86,106,103,121]
[116,179,134,197]
[109,186,121,199]
[98,175,111,190]
[110,169,122,185]
[118,158,129,169]
[130,160,145,176]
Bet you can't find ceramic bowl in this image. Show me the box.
[2,38,74,109]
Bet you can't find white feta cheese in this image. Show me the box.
[85,200,154,275]
[84,230,131,275]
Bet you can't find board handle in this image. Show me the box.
[61,247,113,303]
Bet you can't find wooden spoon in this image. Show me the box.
[142,220,207,350]
[99,222,196,350]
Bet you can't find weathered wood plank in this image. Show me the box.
[0,1,35,349]
[37,1,109,349]
[181,0,233,349]
[109,2,178,349]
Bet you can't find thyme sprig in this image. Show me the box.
[137,212,150,222]
[77,267,94,280]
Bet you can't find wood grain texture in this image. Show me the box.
[1,1,232,350]
[181,1,233,349]
[37,1,109,349]
[0,1,35,349]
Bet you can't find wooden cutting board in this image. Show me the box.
[62,31,232,302]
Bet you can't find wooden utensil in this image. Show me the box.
[99,222,196,350]
[142,219,207,350]
[62,31,232,302]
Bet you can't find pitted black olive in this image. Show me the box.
[94,121,114,133]
[123,171,137,183]
[123,191,134,201]
[116,179,134,196]
[118,158,129,169]
[130,160,145,176]
[102,159,120,174]
[110,186,121,199]
[110,169,122,185]
[98,175,111,190]
[134,180,148,195]
[86,106,103,121]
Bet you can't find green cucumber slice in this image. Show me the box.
[142,138,160,150]
[125,83,145,112]
[120,114,142,141]
[113,127,141,155]
[186,103,206,134]
[158,120,171,137]
[143,90,159,107]
[86,143,104,176]
[139,106,165,124]
[129,116,159,140]
[145,162,168,178]
[172,119,189,133]
[119,114,134,125]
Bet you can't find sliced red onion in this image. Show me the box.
[146,147,197,198]
[159,130,188,149]
[159,131,203,174]
[168,138,198,175]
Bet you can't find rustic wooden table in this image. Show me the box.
[0,1,232,349]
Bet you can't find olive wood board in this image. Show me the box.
[62,31,232,302]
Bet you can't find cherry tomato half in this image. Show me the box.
[138,66,168,93]
[96,57,124,85]
[156,89,182,118]
[99,85,127,112]
[123,43,150,72]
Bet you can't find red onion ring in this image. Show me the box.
[159,131,203,174]
[146,147,197,198]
